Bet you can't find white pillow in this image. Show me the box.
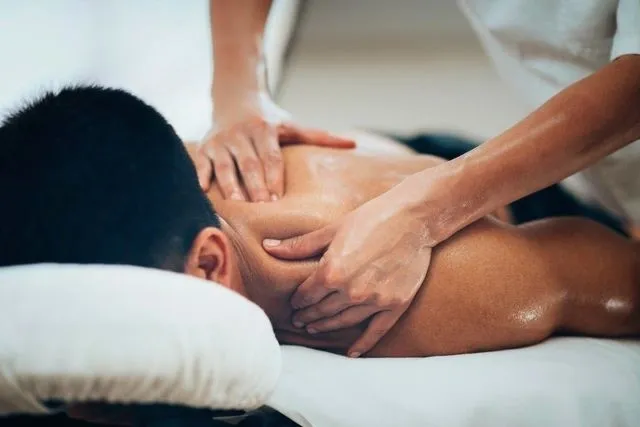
[0,263,281,415]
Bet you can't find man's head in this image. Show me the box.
[0,86,242,288]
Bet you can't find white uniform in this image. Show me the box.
[459,0,640,224]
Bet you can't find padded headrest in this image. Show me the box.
[0,264,281,415]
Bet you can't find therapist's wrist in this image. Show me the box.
[394,174,452,247]
[213,44,268,95]
[211,88,270,128]
[401,163,483,246]
[212,70,268,114]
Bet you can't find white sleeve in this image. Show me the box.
[611,0,640,59]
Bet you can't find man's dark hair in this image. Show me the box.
[0,85,219,271]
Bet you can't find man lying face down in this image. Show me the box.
[1,86,638,358]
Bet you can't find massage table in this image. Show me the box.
[1,264,639,427]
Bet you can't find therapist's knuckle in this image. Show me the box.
[370,290,385,305]
[195,154,210,171]
[321,260,345,289]
[218,131,237,147]
[248,116,267,131]
[209,130,224,143]
[239,157,260,174]
[373,293,395,308]
[229,125,245,137]
[264,150,283,169]
[387,294,405,307]
[301,295,316,307]
[346,287,367,303]
[215,159,233,173]
[203,146,218,163]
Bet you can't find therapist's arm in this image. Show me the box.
[263,54,640,357]
[422,54,640,243]
[198,0,355,200]
[210,0,271,104]
[204,0,275,201]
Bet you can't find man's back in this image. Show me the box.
[207,133,639,357]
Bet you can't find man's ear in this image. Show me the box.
[185,227,234,287]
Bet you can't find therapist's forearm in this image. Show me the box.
[210,0,272,103]
[416,54,640,244]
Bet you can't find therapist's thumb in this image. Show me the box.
[278,124,356,149]
[263,226,336,260]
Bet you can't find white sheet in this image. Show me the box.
[268,338,640,427]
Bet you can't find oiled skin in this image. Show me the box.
[207,133,640,357]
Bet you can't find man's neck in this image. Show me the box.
[219,214,366,353]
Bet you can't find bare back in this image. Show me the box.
[208,134,639,357]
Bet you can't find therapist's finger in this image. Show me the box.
[262,224,337,261]
[209,145,245,201]
[304,304,377,334]
[291,291,358,327]
[228,134,270,202]
[292,251,356,310]
[278,124,356,149]
[253,124,284,200]
[185,143,212,190]
[347,310,403,358]
[288,261,339,312]
[195,152,213,191]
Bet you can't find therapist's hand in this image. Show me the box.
[263,176,435,357]
[197,93,355,200]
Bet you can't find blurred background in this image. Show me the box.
[0,0,528,142]
[277,0,528,140]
